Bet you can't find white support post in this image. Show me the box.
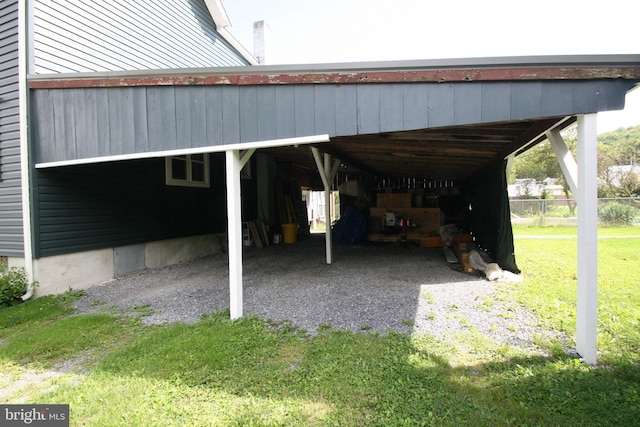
[311,148,341,264]
[324,153,333,264]
[576,114,598,365]
[226,150,244,320]
[221,137,328,321]
[547,129,578,196]
[324,181,332,263]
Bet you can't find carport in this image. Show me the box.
[27,54,640,364]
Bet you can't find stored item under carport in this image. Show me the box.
[282,223,298,243]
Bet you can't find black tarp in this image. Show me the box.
[466,160,520,273]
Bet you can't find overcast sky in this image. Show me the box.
[223,0,639,134]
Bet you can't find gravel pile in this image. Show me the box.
[73,235,567,354]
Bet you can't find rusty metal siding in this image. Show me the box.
[31,80,631,165]
[0,0,23,256]
[32,0,249,74]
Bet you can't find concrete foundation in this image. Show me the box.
[33,248,114,296]
[145,234,221,269]
[29,233,226,297]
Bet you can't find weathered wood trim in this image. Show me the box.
[28,66,640,89]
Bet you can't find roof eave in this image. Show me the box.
[27,54,640,86]
[203,0,259,66]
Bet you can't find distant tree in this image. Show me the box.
[597,125,640,197]
[513,179,537,199]
[513,124,640,200]
[512,126,577,212]
[598,125,640,165]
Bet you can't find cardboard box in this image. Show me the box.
[452,234,473,245]
[420,235,444,248]
[369,207,441,242]
[370,208,440,234]
[376,193,411,208]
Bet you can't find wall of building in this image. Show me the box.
[32,155,229,257]
[32,0,249,73]
[0,0,24,257]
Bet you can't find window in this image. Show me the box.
[165,154,210,188]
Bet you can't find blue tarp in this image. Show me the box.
[332,206,368,245]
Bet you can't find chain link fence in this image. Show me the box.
[509,197,640,225]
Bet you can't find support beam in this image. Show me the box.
[36,134,329,169]
[547,129,578,196]
[311,148,341,264]
[226,150,244,319]
[239,148,256,169]
[576,114,598,365]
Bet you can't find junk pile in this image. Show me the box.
[439,224,523,283]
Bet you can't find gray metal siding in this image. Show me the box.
[32,79,632,164]
[33,156,228,257]
[32,0,249,74]
[0,0,23,256]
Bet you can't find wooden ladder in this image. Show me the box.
[284,195,297,224]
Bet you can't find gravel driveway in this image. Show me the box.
[73,235,566,354]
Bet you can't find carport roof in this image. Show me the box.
[28,54,640,182]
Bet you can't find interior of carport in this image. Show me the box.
[262,118,571,270]
[29,56,640,365]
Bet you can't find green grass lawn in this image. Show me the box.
[512,223,640,236]
[1,226,639,426]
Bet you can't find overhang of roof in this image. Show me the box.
[27,55,640,183]
[264,118,572,182]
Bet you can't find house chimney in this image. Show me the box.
[253,20,271,65]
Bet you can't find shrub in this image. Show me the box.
[598,202,638,225]
[0,267,30,307]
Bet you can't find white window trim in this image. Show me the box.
[165,154,210,188]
